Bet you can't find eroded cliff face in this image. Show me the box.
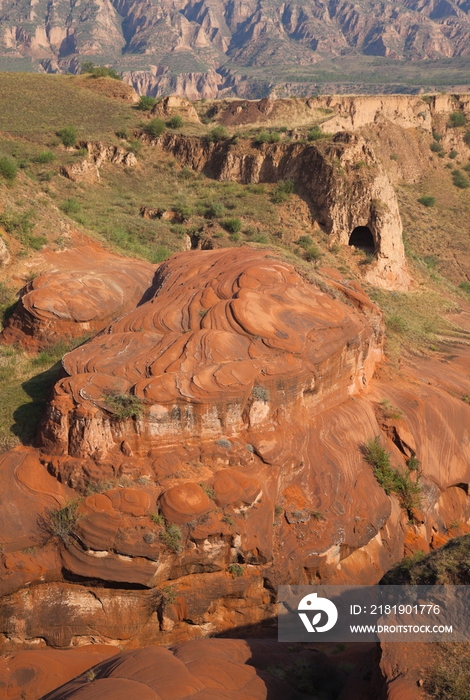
[153,130,410,290]
[1,248,470,653]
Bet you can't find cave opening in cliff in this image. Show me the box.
[349,226,375,251]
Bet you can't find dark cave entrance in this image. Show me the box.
[348,226,375,251]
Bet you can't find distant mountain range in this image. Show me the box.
[1,0,470,97]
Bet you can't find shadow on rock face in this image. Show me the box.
[38,637,357,700]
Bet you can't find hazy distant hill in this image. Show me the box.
[1,0,470,96]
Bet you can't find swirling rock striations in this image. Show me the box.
[2,250,470,655]
[40,639,344,700]
[39,247,384,457]
[1,246,157,351]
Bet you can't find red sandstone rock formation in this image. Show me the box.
[40,639,345,700]
[1,248,470,653]
[0,646,117,700]
[0,245,156,351]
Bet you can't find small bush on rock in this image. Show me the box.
[103,391,144,419]
[160,524,183,552]
[43,499,82,543]
[362,437,422,518]
[448,111,466,128]
[206,126,228,143]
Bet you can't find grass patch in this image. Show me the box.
[42,498,83,543]
[381,535,470,585]
[102,391,144,419]
[160,523,183,552]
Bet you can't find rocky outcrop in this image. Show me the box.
[1,249,470,650]
[150,95,201,123]
[155,131,410,289]
[60,142,137,183]
[0,246,156,350]
[124,69,223,100]
[39,247,384,457]
[0,646,117,700]
[40,640,345,700]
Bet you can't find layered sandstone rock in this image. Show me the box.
[1,247,470,652]
[40,640,345,700]
[39,247,384,457]
[0,246,156,350]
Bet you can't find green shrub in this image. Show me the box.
[103,391,144,419]
[81,62,121,80]
[448,111,466,128]
[304,244,321,262]
[167,115,183,129]
[433,131,442,142]
[362,437,422,518]
[459,281,470,294]
[296,235,312,250]
[254,131,281,144]
[272,178,295,203]
[160,523,183,552]
[43,499,82,543]
[228,564,244,578]
[430,141,444,153]
[136,96,157,111]
[205,202,225,219]
[150,512,165,526]
[307,125,324,141]
[464,130,470,145]
[34,151,55,164]
[418,195,435,207]
[199,483,216,500]
[449,149,458,159]
[144,118,166,138]
[221,217,242,234]
[116,129,129,139]
[452,169,470,189]
[57,127,77,147]
[390,153,398,161]
[0,157,17,182]
[60,198,81,215]
[206,125,228,143]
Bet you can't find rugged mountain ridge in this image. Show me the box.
[2,0,470,98]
